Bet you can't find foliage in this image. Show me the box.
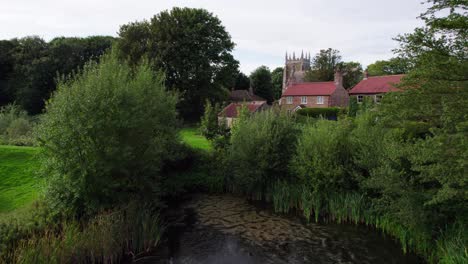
[227,109,298,198]
[295,107,341,119]
[200,100,228,141]
[339,61,363,89]
[304,48,342,82]
[366,58,411,76]
[292,120,356,197]
[0,104,35,146]
[271,67,284,100]
[0,36,114,114]
[234,72,250,90]
[36,51,179,217]
[2,204,162,264]
[0,201,54,263]
[347,96,376,117]
[249,66,274,103]
[116,7,238,120]
[0,145,41,213]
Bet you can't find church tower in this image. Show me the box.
[282,51,311,92]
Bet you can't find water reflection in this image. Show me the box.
[140,194,422,264]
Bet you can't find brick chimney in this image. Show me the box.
[363,70,369,80]
[334,70,344,88]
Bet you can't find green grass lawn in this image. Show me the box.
[180,127,212,151]
[0,145,41,213]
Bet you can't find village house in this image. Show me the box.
[279,72,349,111]
[279,51,349,111]
[349,72,405,103]
[219,100,268,127]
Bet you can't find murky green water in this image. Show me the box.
[139,194,422,264]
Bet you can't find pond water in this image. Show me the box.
[139,194,423,264]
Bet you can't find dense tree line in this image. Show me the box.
[0,36,115,114]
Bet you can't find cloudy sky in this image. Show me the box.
[1,0,427,74]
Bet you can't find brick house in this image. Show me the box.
[280,71,349,111]
[349,73,405,103]
[219,101,268,127]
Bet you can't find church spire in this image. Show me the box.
[301,50,304,59]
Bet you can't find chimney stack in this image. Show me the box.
[363,70,369,80]
[334,70,343,88]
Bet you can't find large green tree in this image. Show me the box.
[271,67,284,100]
[339,61,363,89]
[366,57,411,76]
[305,48,342,81]
[116,7,239,120]
[250,66,273,103]
[234,72,250,90]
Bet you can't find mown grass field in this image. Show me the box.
[180,127,212,151]
[0,145,41,213]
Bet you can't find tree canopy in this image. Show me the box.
[250,66,274,103]
[271,67,284,100]
[0,36,115,114]
[116,7,239,120]
[304,48,342,82]
[366,58,411,76]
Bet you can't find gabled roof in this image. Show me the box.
[349,75,404,95]
[229,90,266,102]
[282,82,337,96]
[219,101,266,118]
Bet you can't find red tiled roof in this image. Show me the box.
[349,75,404,95]
[282,82,337,96]
[220,102,266,118]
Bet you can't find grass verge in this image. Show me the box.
[0,145,41,213]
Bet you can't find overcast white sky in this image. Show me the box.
[0,0,427,74]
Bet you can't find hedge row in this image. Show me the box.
[295,107,341,118]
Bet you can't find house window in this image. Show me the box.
[357,95,364,103]
[317,96,324,104]
[286,96,293,104]
[375,94,383,103]
[301,96,307,104]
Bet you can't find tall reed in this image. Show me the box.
[6,205,162,264]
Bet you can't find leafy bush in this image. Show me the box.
[227,109,299,198]
[292,119,356,195]
[36,50,180,217]
[200,100,229,141]
[0,104,35,146]
[295,107,340,119]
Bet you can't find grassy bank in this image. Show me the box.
[0,145,41,213]
[180,127,212,151]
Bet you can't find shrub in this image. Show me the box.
[291,119,356,197]
[36,50,179,217]
[295,107,340,119]
[0,104,35,146]
[227,109,299,198]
